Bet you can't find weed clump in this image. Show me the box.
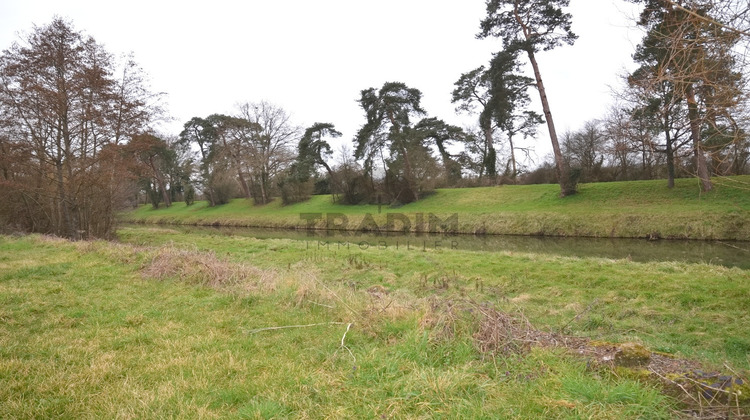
[142,246,271,288]
[473,304,537,355]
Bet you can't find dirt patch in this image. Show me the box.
[422,298,749,418]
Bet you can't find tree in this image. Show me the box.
[206,114,259,199]
[278,123,340,206]
[162,134,193,204]
[330,144,371,205]
[484,49,543,182]
[413,118,467,184]
[184,184,195,206]
[629,0,748,191]
[124,134,174,208]
[626,61,693,187]
[294,123,341,200]
[298,123,340,181]
[0,18,157,238]
[562,120,606,182]
[354,82,428,203]
[179,117,219,206]
[236,101,298,205]
[452,66,498,180]
[602,104,647,181]
[478,0,578,196]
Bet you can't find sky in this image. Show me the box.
[0,0,644,166]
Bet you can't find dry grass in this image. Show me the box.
[141,246,275,289]
[419,298,464,342]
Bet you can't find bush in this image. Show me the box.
[184,185,195,206]
[313,177,330,195]
[212,177,238,205]
[330,164,373,205]
[278,178,313,205]
[519,161,557,185]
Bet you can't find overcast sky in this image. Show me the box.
[1,0,644,165]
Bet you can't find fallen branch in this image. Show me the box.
[246,322,349,334]
[716,241,750,253]
[682,375,737,403]
[649,368,700,405]
[337,322,356,363]
[307,300,335,309]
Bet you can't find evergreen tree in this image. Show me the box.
[478,0,578,195]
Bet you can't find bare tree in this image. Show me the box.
[236,101,298,205]
[562,121,607,182]
[207,114,260,199]
[0,18,158,238]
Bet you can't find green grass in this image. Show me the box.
[121,176,750,240]
[116,226,750,369]
[0,233,716,419]
[2,227,748,418]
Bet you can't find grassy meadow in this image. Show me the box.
[1,225,749,418]
[121,176,750,241]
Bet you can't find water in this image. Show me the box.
[127,224,750,270]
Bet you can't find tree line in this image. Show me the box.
[1,1,749,238]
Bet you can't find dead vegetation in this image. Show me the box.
[141,246,275,289]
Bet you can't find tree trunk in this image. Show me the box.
[197,144,216,206]
[386,112,418,202]
[60,105,81,239]
[259,169,268,205]
[686,84,713,192]
[525,49,574,196]
[237,168,251,199]
[508,134,517,182]
[397,142,418,202]
[322,163,338,203]
[482,122,495,181]
[206,187,216,207]
[149,156,171,207]
[222,136,251,199]
[663,114,675,189]
[55,159,77,239]
[665,137,676,189]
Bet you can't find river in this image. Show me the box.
[125,224,750,270]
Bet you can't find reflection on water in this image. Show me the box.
[126,224,750,270]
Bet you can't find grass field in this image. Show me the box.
[1,227,748,418]
[121,176,750,240]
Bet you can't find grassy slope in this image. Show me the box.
[0,233,694,419]
[121,176,750,240]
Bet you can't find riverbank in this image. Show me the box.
[2,229,748,417]
[121,176,750,241]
